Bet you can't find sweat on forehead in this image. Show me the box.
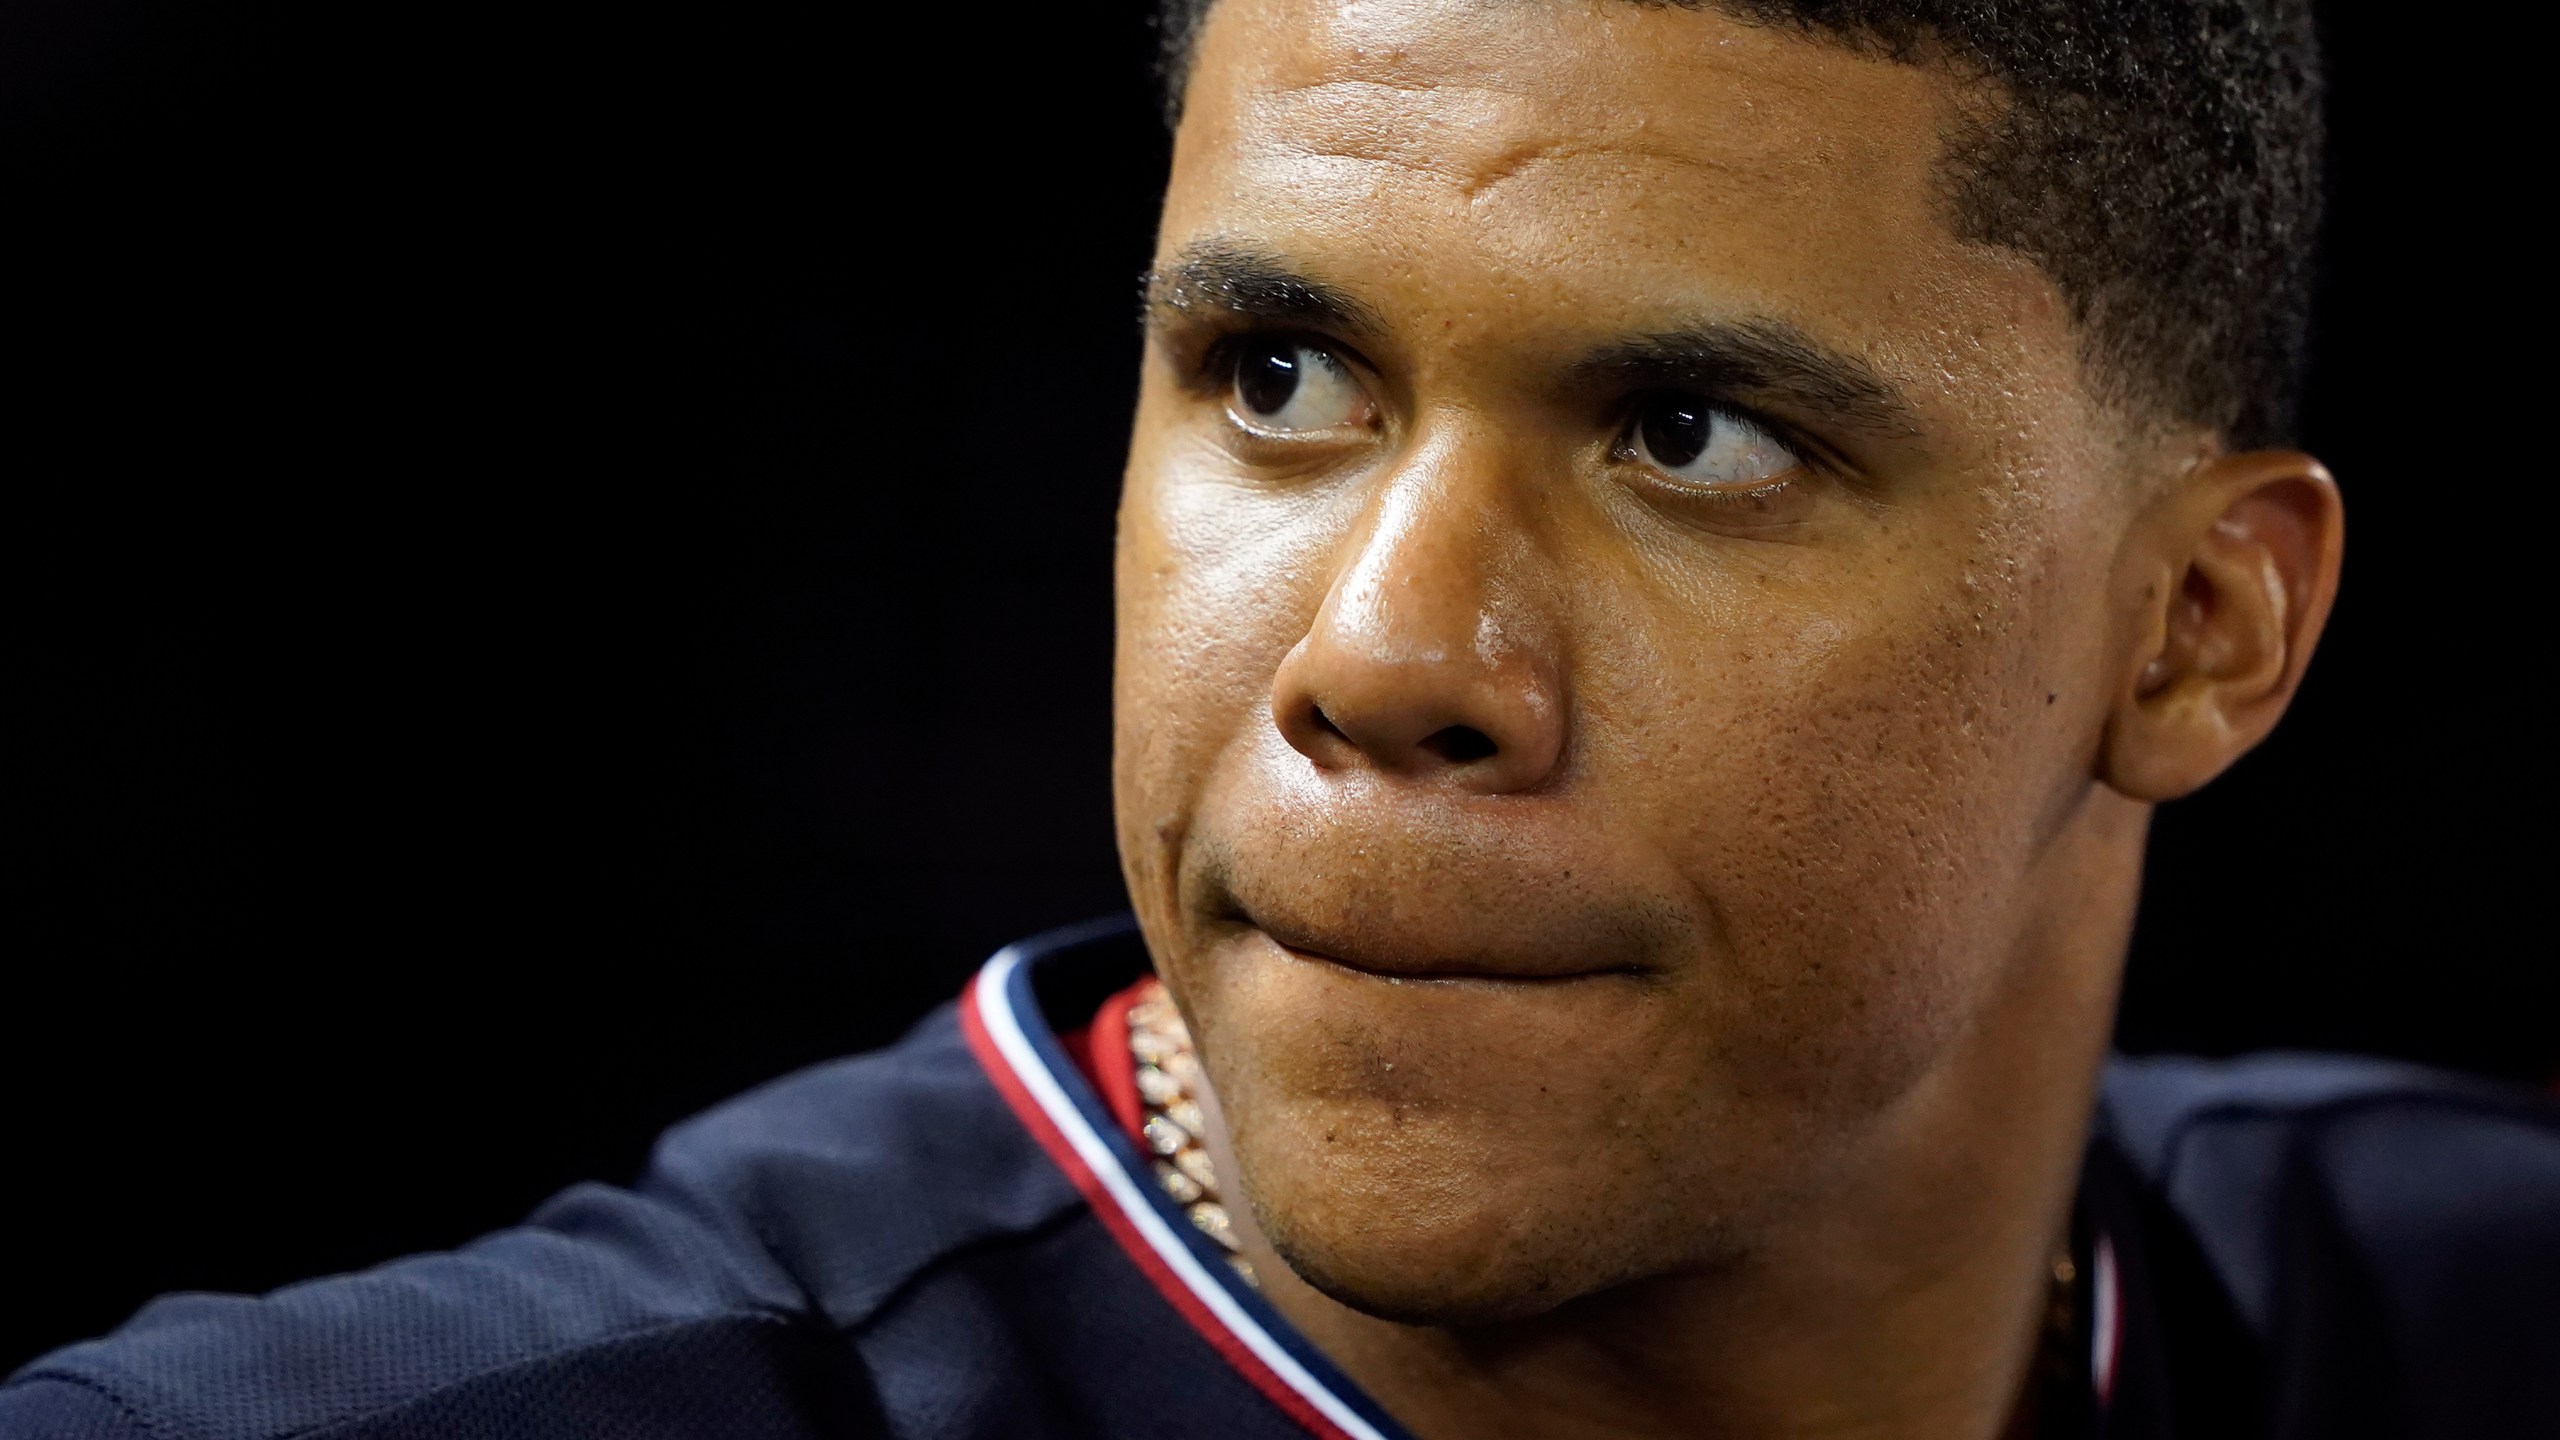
[1152,0,2324,449]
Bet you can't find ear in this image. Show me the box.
[2101,450,2344,802]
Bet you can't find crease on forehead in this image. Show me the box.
[1215,2,1955,202]
[1250,86,1770,200]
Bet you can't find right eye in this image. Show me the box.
[1224,338,1371,436]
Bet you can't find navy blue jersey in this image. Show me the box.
[6,918,2555,1438]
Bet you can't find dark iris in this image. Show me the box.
[1637,397,1713,468]
[1235,341,1301,417]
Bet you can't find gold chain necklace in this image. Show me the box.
[1127,979,1258,1287]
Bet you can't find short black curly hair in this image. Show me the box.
[1151,0,2324,449]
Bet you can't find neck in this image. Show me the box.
[1207,790,2148,1440]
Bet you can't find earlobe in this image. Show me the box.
[2102,451,2344,803]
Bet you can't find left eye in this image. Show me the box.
[1624,396,1798,489]
[1225,338,1368,435]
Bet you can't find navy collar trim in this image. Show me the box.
[959,924,1415,1440]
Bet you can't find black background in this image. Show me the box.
[4,0,2550,1376]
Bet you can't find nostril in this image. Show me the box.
[1310,705,1350,743]
[1419,725,1498,764]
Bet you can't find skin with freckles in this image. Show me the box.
[1110,3,2343,1437]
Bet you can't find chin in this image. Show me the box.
[1265,1226,1606,1327]
[1229,1104,1710,1328]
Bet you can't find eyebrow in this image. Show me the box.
[1572,324,1919,441]
[1141,241,1386,339]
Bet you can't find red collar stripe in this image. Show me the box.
[2092,1232,2123,1404]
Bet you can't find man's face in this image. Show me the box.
[1115,0,2158,1321]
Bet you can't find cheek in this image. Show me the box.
[1600,528,2094,1102]
[1111,441,1345,908]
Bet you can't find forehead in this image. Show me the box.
[1167,0,2078,409]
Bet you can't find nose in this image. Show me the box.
[1270,462,1566,794]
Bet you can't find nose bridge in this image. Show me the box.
[1330,447,1504,665]
[1271,428,1566,792]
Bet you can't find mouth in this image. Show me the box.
[1232,905,1658,986]
[1180,793,1685,990]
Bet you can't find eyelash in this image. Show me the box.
[1643,475,1797,513]
[1608,393,1838,483]
[1194,330,1355,395]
